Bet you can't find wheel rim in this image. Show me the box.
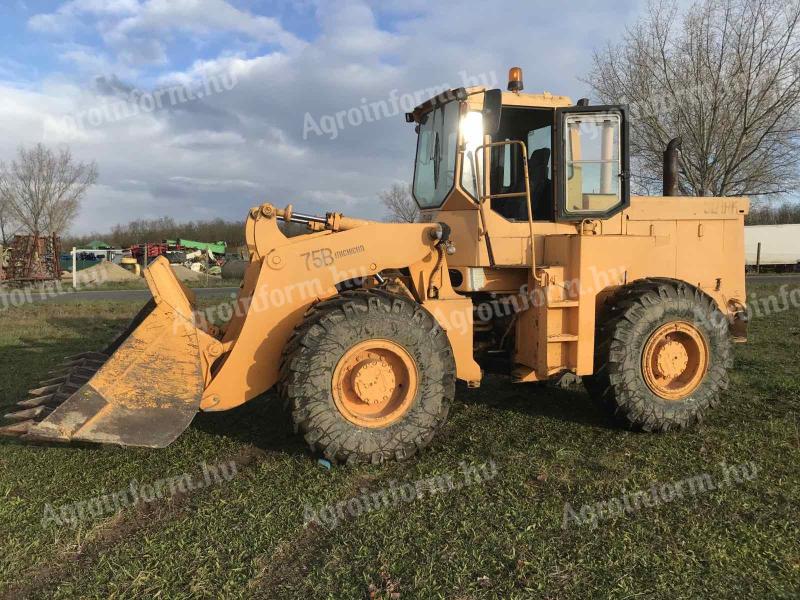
[642,321,709,400]
[332,340,418,428]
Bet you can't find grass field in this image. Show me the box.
[0,283,798,599]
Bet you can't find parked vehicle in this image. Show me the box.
[745,224,800,272]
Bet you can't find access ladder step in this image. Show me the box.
[547,300,579,308]
[547,334,579,343]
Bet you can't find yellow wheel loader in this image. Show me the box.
[1,68,749,464]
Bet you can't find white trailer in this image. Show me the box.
[745,224,800,270]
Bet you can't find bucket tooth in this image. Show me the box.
[5,406,50,421]
[62,377,90,388]
[64,351,107,362]
[0,420,35,436]
[39,364,95,384]
[76,363,103,373]
[52,359,87,372]
[53,389,75,401]
[47,368,72,378]
[68,367,97,379]
[53,359,87,369]
[48,360,103,377]
[17,394,57,408]
[33,365,99,395]
[29,382,63,396]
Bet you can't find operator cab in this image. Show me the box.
[407,67,630,229]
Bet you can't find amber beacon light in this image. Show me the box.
[507,66,524,92]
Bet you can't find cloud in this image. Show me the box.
[28,0,139,34]
[314,1,404,57]
[9,0,648,234]
[115,0,305,50]
[30,0,305,56]
[55,43,120,75]
[0,57,29,82]
[168,175,258,188]
[170,130,245,148]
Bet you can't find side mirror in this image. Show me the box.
[482,89,502,135]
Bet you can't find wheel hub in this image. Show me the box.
[351,358,396,405]
[332,340,418,428]
[655,341,689,379]
[642,321,709,401]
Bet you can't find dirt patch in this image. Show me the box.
[247,474,381,598]
[66,261,140,285]
[248,521,326,598]
[170,264,206,282]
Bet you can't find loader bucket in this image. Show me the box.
[0,258,206,448]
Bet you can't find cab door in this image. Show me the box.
[553,106,630,221]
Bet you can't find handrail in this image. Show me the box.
[473,139,542,281]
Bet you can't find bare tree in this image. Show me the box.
[380,183,420,223]
[0,144,98,237]
[0,196,19,246]
[585,0,800,197]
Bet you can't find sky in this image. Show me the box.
[0,0,650,234]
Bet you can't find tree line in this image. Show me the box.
[64,216,247,250]
[746,201,800,225]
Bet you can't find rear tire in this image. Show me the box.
[280,290,455,465]
[584,278,733,431]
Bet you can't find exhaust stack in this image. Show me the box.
[663,137,682,196]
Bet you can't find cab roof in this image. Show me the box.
[407,86,574,123]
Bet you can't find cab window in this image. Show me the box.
[563,113,622,214]
[412,102,460,209]
[486,108,555,222]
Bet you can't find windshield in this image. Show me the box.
[412,101,459,209]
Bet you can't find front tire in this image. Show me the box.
[280,290,456,464]
[585,279,733,431]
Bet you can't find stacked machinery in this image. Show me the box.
[1,234,62,283]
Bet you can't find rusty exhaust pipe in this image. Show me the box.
[663,137,682,196]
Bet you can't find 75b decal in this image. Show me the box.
[301,245,366,270]
[301,248,334,270]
